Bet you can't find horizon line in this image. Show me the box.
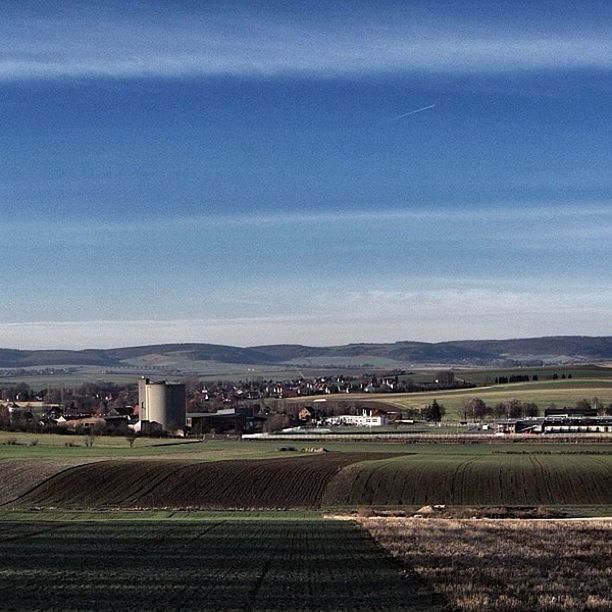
[1,331,610,353]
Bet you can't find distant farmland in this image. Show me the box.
[291,377,612,419]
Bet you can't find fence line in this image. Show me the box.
[242,432,612,443]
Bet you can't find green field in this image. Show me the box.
[2,438,611,512]
[323,453,612,507]
[2,435,611,611]
[0,362,313,386]
[295,377,612,418]
[0,517,443,612]
[452,364,612,385]
[0,432,297,460]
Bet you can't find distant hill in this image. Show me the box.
[1,336,612,369]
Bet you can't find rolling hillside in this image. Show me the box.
[2,336,612,369]
[4,450,612,510]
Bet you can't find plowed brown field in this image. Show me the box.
[12,453,384,509]
[0,458,102,505]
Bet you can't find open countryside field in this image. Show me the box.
[360,518,612,612]
[452,364,612,385]
[0,517,444,612]
[323,453,612,507]
[0,432,305,460]
[295,377,612,418]
[2,439,612,612]
[8,454,389,510]
[0,362,317,386]
[2,443,612,512]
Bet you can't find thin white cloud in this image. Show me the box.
[2,299,612,351]
[3,282,612,350]
[2,201,611,234]
[1,9,612,81]
[343,288,612,317]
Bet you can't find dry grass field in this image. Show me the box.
[359,518,612,611]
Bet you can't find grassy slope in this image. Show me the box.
[3,439,612,511]
[323,453,612,507]
[0,433,293,460]
[9,453,391,510]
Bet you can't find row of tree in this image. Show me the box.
[459,397,612,420]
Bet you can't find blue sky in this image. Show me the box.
[2,1,612,348]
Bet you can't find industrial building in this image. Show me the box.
[187,406,265,434]
[325,408,389,427]
[496,415,612,435]
[137,378,186,434]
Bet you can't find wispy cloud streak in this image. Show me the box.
[4,284,612,351]
[2,201,611,233]
[1,8,612,80]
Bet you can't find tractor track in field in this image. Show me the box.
[0,523,65,544]
[0,458,112,507]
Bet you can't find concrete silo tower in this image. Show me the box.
[138,377,186,433]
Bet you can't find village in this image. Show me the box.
[1,375,611,439]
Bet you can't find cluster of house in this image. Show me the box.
[205,371,461,402]
[2,400,138,434]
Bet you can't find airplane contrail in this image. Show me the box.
[390,103,436,121]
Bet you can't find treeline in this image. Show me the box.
[494,373,572,384]
[460,397,612,420]
[0,381,132,405]
[391,400,446,422]
[462,398,539,420]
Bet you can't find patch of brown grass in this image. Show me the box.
[358,518,612,611]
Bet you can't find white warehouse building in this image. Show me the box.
[325,409,388,427]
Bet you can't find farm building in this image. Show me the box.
[542,416,612,434]
[53,414,135,434]
[325,409,389,427]
[545,406,598,417]
[187,407,265,434]
[496,416,612,435]
[496,418,544,434]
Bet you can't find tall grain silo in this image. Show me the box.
[138,377,186,433]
